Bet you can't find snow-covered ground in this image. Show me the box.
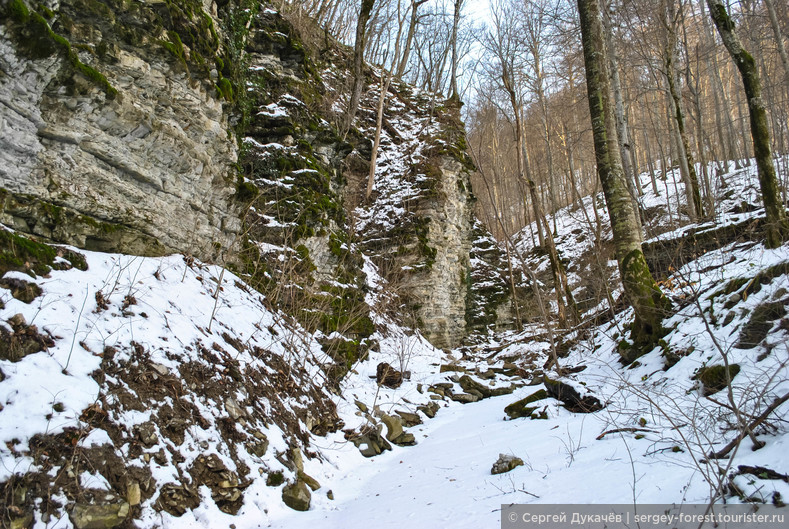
[2,158,788,528]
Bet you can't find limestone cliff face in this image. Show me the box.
[353,87,476,349]
[0,0,496,347]
[404,154,474,349]
[0,0,240,260]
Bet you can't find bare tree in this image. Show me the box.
[707,0,788,248]
[343,0,376,136]
[577,0,670,357]
[448,0,465,99]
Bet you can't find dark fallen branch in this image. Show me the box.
[709,391,789,459]
[596,427,657,440]
[735,465,789,482]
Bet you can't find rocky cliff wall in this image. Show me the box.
[0,0,240,260]
[0,0,513,347]
[351,85,477,348]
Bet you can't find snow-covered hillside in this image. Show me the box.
[2,158,789,528]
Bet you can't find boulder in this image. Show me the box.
[450,393,479,404]
[543,377,603,413]
[395,410,422,427]
[692,364,740,396]
[380,413,404,442]
[380,414,416,446]
[70,495,129,529]
[459,375,492,398]
[297,471,321,491]
[491,453,524,475]
[504,389,548,420]
[376,362,403,388]
[282,481,311,511]
[459,375,518,399]
[353,430,392,457]
[417,401,440,418]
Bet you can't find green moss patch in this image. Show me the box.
[693,364,740,396]
[504,389,549,420]
[0,228,89,279]
[736,301,787,349]
[0,230,57,277]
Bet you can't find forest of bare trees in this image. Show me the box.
[467,0,788,243]
[284,0,788,242]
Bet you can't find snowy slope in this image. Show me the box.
[3,156,789,528]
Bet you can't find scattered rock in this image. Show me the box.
[477,369,496,380]
[380,413,403,440]
[376,362,403,388]
[736,301,787,349]
[134,422,158,447]
[417,401,440,418]
[327,490,334,500]
[190,454,245,514]
[282,481,311,511]
[289,447,304,472]
[354,399,368,413]
[459,375,491,398]
[491,453,524,475]
[0,314,55,362]
[353,429,392,457]
[0,277,42,303]
[298,470,321,491]
[544,377,604,413]
[150,363,169,377]
[439,363,466,373]
[450,393,479,404]
[126,481,141,506]
[224,398,247,420]
[247,437,269,458]
[395,410,422,427]
[693,364,740,396]
[70,495,129,529]
[504,389,549,419]
[380,414,416,446]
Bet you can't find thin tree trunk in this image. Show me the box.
[366,71,391,201]
[449,0,464,99]
[396,0,428,80]
[643,128,659,195]
[707,0,788,248]
[764,0,789,91]
[343,0,375,137]
[662,0,704,217]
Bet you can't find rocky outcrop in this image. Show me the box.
[354,88,476,349]
[0,0,240,260]
[405,149,474,348]
[466,219,528,334]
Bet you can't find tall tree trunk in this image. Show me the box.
[603,5,642,211]
[707,0,788,248]
[698,0,730,170]
[764,0,789,92]
[662,0,704,218]
[396,0,428,80]
[449,0,464,99]
[343,0,375,137]
[577,0,670,358]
